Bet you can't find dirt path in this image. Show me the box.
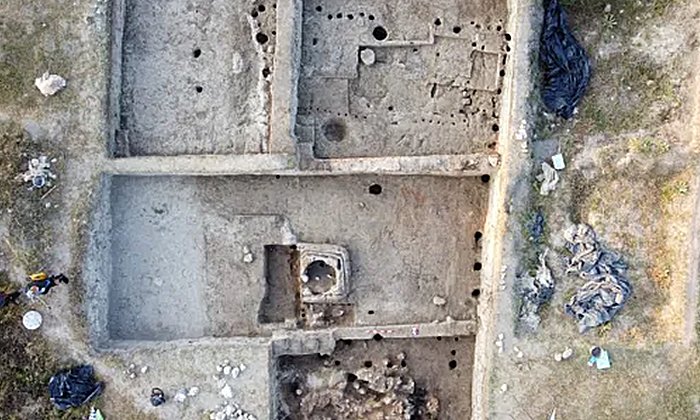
[683,44,700,346]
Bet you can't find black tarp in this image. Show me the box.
[540,0,591,118]
[49,365,103,410]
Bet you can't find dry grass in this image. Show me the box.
[502,0,700,416]
[0,273,90,419]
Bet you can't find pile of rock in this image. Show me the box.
[208,360,255,420]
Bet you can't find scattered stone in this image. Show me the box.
[223,365,232,376]
[188,386,200,397]
[604,3,612,13]
[432,295,446,306]
[500,384,508,393]
[129,372,137,379]
[360,48,376,65]
[35,72,66,96]
[562,347,573,360]
[220,384,234,399]
[554,353,562,362]
[243,252,254,264]
[231,367,240,379]
[239,363,247,372]
[174,389,188,403]
[141,366,149,374]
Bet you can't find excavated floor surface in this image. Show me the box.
[105,175,487,341]
[118,0,277,156]
[296,0,510,158]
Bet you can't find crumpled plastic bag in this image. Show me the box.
[537,162,559,196]
[540,0,591,118]
[49,365,104,410]
[563,224,632,332]
[519,249,555,331]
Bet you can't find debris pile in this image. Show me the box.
[563,224,632,332]
[519,249,555,331]
[208,360,256,420]
[35,72,66,96]
[20,156,57,190]
[284,353,439,419]
[539,0,591,118]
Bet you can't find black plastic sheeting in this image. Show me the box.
[540,0,591,118]
[563,224,632,332]
[49,365,104,410]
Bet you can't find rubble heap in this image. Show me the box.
[288,353,439,419]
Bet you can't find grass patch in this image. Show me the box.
[0,273,89,419]
[660,178,689,205]
[0,121,58,271]
[0,3,76,110]
[628,136,671,156]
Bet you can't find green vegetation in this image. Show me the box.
[628,136,671,156]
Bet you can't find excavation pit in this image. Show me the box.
[296,0,510,158]
[275,336,475,418]
[86,175,486,345]
[113,0,277,156]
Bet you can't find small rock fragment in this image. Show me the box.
[223,365,232,376]
[243,253,254,263]
[173,389,187,403]
[141,366,149,374]
[432,296,447,306]
[220,384,233,399]
[554,353,562,362]
[239,363,247,372]
[231,367,240,378]
[500,384,508,393]
[561,347,573,360]
[35,72,66,96]
[360,48,376,65]
[188,386,200,397]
